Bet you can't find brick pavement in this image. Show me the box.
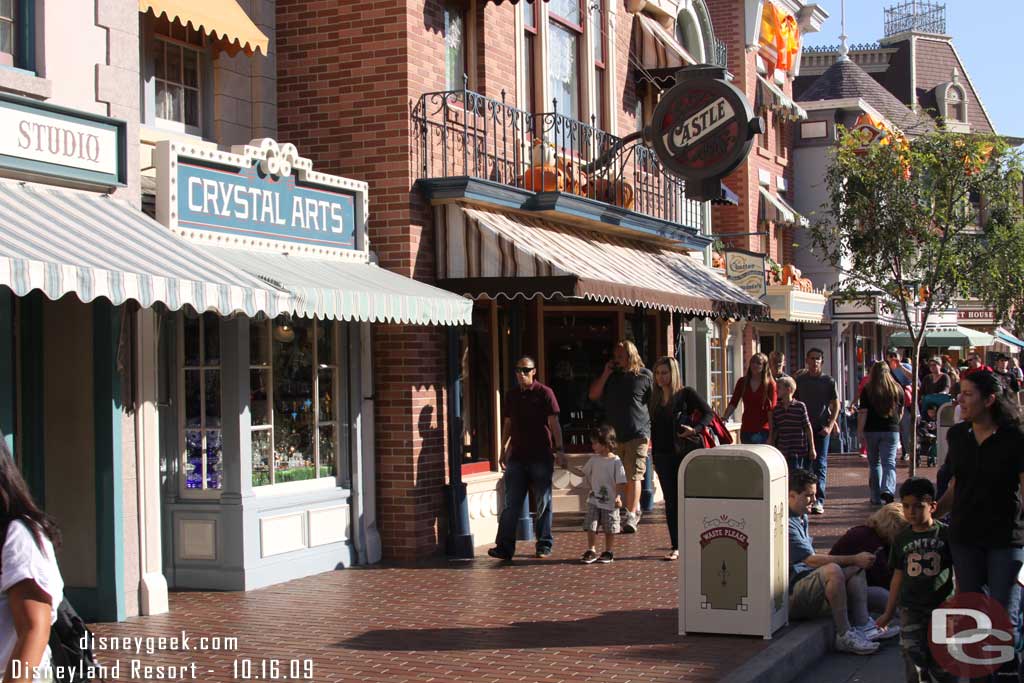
[90,454,937,683]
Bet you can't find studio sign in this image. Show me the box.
[646,66,764,201]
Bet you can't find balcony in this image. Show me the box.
[411,88,708,245]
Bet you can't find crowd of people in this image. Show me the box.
[787,354,1024,678]
[488,338,1024,680]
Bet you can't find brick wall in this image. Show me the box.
[277,0,453,559]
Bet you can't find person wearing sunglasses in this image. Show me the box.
[488,357,565,561]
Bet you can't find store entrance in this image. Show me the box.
[544,312,616,453]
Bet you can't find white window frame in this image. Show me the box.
[520,0,608,130]
[153,28,204,136]
[250,317,340,488]
[177,311,223,500]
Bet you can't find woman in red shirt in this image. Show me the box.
[723,353,778,444]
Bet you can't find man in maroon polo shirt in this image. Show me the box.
[488,356,565,561]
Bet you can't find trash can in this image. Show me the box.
[678,444,789,639]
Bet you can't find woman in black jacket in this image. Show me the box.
[650,356,713,560]
[936,370,1024,668]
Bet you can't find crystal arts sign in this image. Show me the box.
[647,66,764,201]
[156,138,367,255]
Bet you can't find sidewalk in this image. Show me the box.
[89,454,935,683]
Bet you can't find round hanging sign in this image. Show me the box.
[646,66,763,188]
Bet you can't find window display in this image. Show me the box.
[250,316,338,487]
[182,312,222,490]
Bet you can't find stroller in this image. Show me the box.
[916,394,953,467]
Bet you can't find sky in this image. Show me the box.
[800,0,1023,136]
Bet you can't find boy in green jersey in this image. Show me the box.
[877,477,955,682]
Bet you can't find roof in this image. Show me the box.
[912,37,995,134]
[797,59,934,136]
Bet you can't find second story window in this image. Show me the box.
[0,0,14,65]
[548,0,582,121]
[153,17,204,134]
[523,2,539,114]
[591,0,605,131]
[444,1,467,91]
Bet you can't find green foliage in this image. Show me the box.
[810,128,1024,473]
[812,130,1022,335]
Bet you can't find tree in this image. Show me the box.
[970,184,1024,336]
[810,129,1023,475]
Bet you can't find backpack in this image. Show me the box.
[48,597,101,682]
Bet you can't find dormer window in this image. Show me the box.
[946,85,965,122]
[936,68,969,131]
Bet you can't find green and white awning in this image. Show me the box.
[206,247,473,326]
[889,326,995,348]
[0,179,473,326]
[0,179,291,316]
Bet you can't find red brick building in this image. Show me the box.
[276,0,770,559]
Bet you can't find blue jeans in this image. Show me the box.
[864,431,899,504]
[950,544,1024,651]
[812,432,830,503]
[494,459,554,556]
[740,431,769,444]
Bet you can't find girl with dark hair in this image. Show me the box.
[722,353,777,445]
[936,371,1024,666]
[0,437,64,682]
[857,361,904,505]
[649,356,713,561]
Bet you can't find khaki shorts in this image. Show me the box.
[615,437,649,481]
[789,565,833,620]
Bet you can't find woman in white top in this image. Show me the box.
[0,438,64,683]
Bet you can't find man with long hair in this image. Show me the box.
[589,340,653,534]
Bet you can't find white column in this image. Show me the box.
[135,308,168,615]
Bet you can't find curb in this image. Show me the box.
[720,620,835,683]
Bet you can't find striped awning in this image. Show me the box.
[759,187,808,227]
[632,12,697,76]
[0,179,290,316]
[435,204,766,319]
[995,327,1024,350]
[140,0,268,56]
[756,74,807,120]
[205,248,473,326]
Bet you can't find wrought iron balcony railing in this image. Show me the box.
[412,88,705,232]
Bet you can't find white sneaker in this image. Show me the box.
[811,501,825,515]
[857,619,900,642]
[835,629,880,655]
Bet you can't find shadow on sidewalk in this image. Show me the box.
[340,608,684,651]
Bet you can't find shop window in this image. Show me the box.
[250,316,338,487]
[458,307,496,468]
[444,1,467,91]
[145,15,208,136]
[708,324,735,416]
[545,312,615,453]
[180,312,223,492]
